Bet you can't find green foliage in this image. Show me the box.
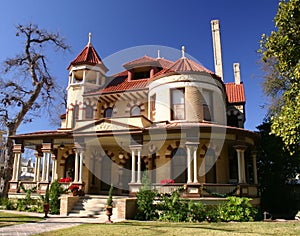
[157,191,207,223]
[106,184,113,207]
[136,189,158,220]
[49,180,68,214]
[136,172,158,220]
[257,121,300,217]
[258,0,300,153]
[218,197,257,222]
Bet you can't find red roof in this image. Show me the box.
[225,82,245,103]
[153,57,216,78]
[123,55,173,70]
[86,71,149,96]
[67,43,108,72]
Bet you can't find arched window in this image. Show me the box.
[104,107,113,118]
[130,105,141,116]
[85,105,94,120]
[171,148,187,183]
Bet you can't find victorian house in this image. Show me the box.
[8,20,259,205]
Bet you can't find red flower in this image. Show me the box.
[69,184,80,192]
[160,179,175,185]
[59,177,72,183]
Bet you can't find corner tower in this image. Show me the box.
[65,33,108,129]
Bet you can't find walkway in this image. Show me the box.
[0,210,124,236]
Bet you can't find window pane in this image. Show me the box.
[171,88,185,120]
[85,106,94,119]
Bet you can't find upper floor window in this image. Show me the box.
[171,88,185,120]
[72,105,79,127]
[104,107,113,118]
[85,105,94,120]
[150,94,156,112]
[203,90,213,121]
[130,105,141,116]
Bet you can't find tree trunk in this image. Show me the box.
[1,128,16,197]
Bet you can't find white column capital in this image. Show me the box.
[129,144,143,151]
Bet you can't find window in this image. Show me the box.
[130,105,141,116]
[171,88,185,120]
[203,90,213,121]
[85,105,94,119]
[104,107,113,118]
[150,94,156,112]
[72,105,79,127]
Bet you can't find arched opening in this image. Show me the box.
[64,154,75,181]
[171,148,187,183]
[104,107,113,118]
[205,148,217,183]
[130,105,141,116]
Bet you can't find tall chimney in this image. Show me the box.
[211,20,224,80]
[233,63,241,84]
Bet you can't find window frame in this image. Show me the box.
[170,88,185,120]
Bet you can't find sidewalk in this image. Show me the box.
[0,210,124,236]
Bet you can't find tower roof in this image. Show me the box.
[123,55,173,70]
[67,33,108,72]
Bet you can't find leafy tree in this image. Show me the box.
[0,23,69,196]
[257,121,300,217]
[258,0,300,154]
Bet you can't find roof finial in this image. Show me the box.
[88,32,92,45]
[157,50,161,59]
[181,45,185,58]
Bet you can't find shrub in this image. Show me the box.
[218,196,257,222]
[136,189,157,220]
[49,180,68,214]
[1,198,16,210]
[136,172,158,220]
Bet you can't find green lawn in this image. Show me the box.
[35,220,300,236]
[0,212,43,228]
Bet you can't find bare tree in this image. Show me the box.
[0,23,69,196]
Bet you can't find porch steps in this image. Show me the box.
[68,195,117,218]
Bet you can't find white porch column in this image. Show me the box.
[234,146,247,184]
[137,148,142,184]
[193,147,199,183]
[74,151,79,182]
[12,154,18,181]
[36,157,41,182]
[45,153,51,182]
[15,153,21,181]
[78,150,84,183]
[186,146,192,183]
[186,142,199,183]
[42,143,52,182]
[41,152,47,181]
[252,151,258,184]
[131,149,136,183]
[51,154,57,182]
[33,151,40,182]
[11,144,23,182]
[130,145,142,183]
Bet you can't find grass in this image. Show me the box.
[35,220,300,236]
[0,212,43,228]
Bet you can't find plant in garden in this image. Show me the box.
[136,172,158,220]
[49,180,68,214]
[218,196,257,222]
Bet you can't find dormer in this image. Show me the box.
[123,54,172,81]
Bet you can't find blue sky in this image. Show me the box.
[0,0,279,133]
